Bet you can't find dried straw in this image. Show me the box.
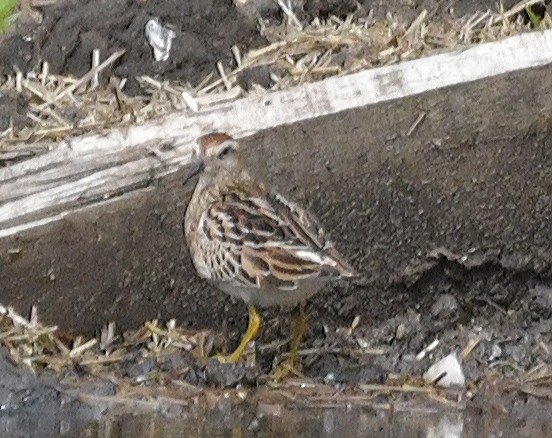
[0,302,211,375]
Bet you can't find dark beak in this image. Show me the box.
[183,160,204,186]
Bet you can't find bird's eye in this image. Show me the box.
[218,146,233,158]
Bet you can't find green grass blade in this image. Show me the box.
[525,5,543,29]
[0,0,18,34]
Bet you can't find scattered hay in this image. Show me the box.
[0,1,550,159]
[0,302,213,374]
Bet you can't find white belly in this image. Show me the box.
[213,278,329,308]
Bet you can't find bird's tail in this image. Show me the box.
[326,247,360,278]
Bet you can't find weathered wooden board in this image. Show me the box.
[2,30,552,235]
[1,31,552,332]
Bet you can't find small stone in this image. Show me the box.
[537,320,552,334]
[423,354,465,388]
[394,309,421,341]
[323,372,335,384]
[431,294,459,318]
[400,353,417,363]
[409,332,426,352]
[125,358,156,379]
[248,418,260,431]
[159,353,195,372]
[309,353,339,377]
[332,364,386,385]
[395,323,408,340]
[233,0,293,22]
[531,285,552,310]
[489,344,502,361]
[205,359,258,387]
[77,379,117,397]
[505,345,525,364]
[184,367,206,386]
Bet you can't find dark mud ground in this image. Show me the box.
[2,0,552,436]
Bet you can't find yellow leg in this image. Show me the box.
[216,304,261,364]
[271,302,308,381]
[289,302,307,365]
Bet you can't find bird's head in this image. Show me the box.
[184,132,241,185]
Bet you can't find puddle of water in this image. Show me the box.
[3,404,551,438]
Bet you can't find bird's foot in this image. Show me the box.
[212,303,261,365]
[270,356,303,382]
[213,352,240,364]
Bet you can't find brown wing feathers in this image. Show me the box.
[199,181,355,289]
